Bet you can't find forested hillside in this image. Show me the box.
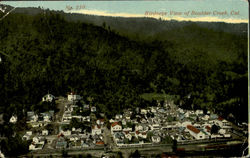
[0,10,247,123]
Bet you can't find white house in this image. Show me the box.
[186,125,206,140]
[123,127,132,132]
[135,124,143,131]
[42,94,55,102]
[92,125,102,135]
[91,106,96,112]
[60,130,71,136]
[68,92,81,101]
[43,115,51,122]
[29,141,45,151]
[42,130,49,136]
[115,114,123,120]
[0,150,5,158]
[140,109,147,115]
[23,131,32,140]
[122,119,127,125]
[124,132,132,141]
[111,122,122,134]
[138,132,147,139]
[215,117,231,129]
[30,114,39,122]
[96,119,105,126]
[152,136,161,143]
[9,115,17,123]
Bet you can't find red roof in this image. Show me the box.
[111,122,120,127]
[99,118,105,122]
[96,141,104,145]
[187,125,200,134]
[58,133,64,138]
[92,125,101,129]
[136,131,140,134]
[206,126,211,130]
[218,116,224,121]
[142,132,147,135]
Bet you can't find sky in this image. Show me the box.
[0,0,249,23]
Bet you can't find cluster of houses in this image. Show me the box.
[56,93,105,149]
[62,92,96,123]
[108,101,233,147]
[56,118,106,149]
[18,92,236,152]
[26,111,55,128]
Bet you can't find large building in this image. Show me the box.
[187,125,205,140]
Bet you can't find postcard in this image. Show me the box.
[0,0,248,157]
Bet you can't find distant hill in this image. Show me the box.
[10,6,247,37]
[0,4,248,123]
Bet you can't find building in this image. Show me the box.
[186,125,205,140]
[92,125,102,135]
[152,136,161,143]
[9,115,17,123]
[42,93,55,102]
[68,92,81,101]
[111,122,122,134]
[42,130,49,136]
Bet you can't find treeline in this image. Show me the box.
[0,11,247,124]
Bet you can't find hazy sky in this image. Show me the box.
[1,0,248,23]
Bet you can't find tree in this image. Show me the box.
[130,150,141,158]
[172,139,177,153]
[211,124,219,134]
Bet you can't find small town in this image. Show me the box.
[0,1,248,157]
[3,92,247,157]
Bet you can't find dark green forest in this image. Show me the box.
[0,9,247,126]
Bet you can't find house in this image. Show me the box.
[152,136,161,143]
[60,130,71,136]
[115,114,123,120]
[91,106,96,112]
[96,119,105,126]
[111,122,122,134]
[135,124,143,131]
[42,130,49,136]
[29,137,45,151]
[83,104,90,109]
[109,119,115,123]
[124,132,132,141]
[215,117,231,129]
[33,136,44,143]
[123,127,132,132]
[137,132,147,139]
[151,107,157,113]
[68,92,81,101]
[23,131,32,140]
[150,124,160,130]
[42,93,55,102]
[140,109,147,115]
[30,114,39,122]
[29,142,44,151]
[122,119,127,125]
[42,113,52,122]
[195,110,203,115]
[202,115,210,121]
[56,137,67,149]
[205,125,211,133]
[92,125,102,135]
[0,150,5,158]
[186,125,205,140]
[96,141,105,146]
[9,115,17,123]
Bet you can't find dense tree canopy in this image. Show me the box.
[0,11,247,125]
